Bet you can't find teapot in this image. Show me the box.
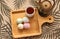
[35,0,55,17]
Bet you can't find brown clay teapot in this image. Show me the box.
[35,0,55,17]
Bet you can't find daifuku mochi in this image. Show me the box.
[16,18,23,24]
[23,23,30,29]
[23,17,29,23]
[18,24,24,29]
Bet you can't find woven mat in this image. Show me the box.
[0,0,60,39]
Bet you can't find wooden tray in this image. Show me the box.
[10,9,54,38]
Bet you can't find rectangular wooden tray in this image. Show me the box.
[10,9,41,38]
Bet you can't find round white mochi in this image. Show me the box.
[18,24,24,29]
[16,18,23,24]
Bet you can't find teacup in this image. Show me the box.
[25,6,35,17]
